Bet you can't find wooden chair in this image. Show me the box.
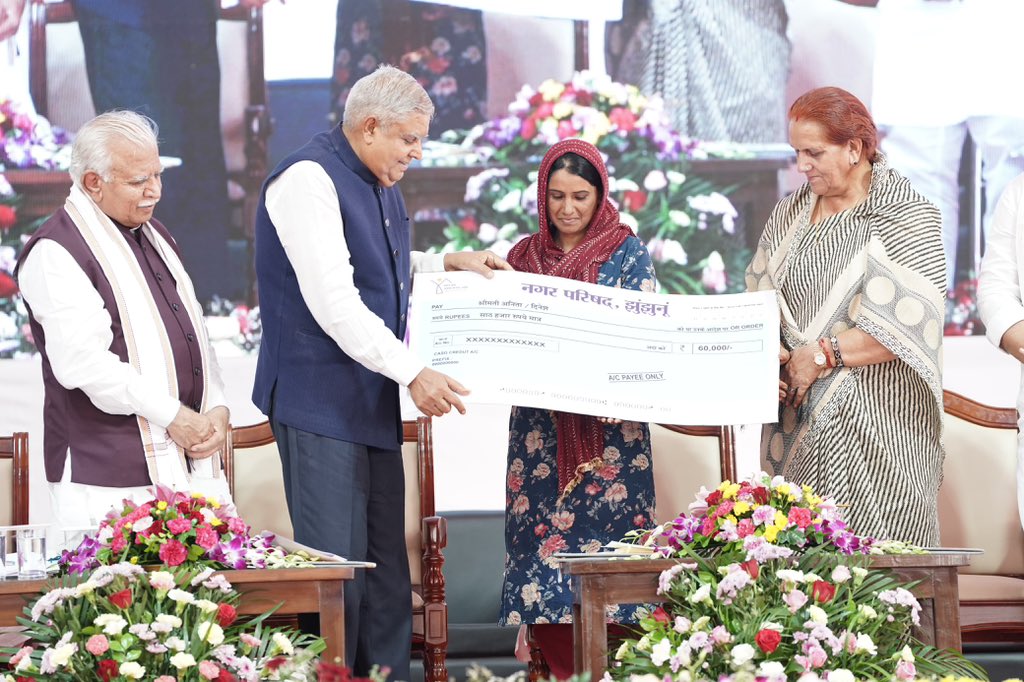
[650,424,738,525]
[403,418,449,682]
[940,389,1024,642]
[221,418,449,682]
[27,0,272,299]
[526,423,738,681]
[0,432,30,526]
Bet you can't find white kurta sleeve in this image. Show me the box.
[979,175,1024,351]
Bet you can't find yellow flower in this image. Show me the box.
[580,112,611,145]
[773,510,788,528]
[733,501,751,516]
[720,482,740,499]
[156,501,168,511]
[130,556,139,564]
[725,515,738,525]
[551,102,573,120]
[763,526,779,543]
[627,90,647,113]
[538,79,565,102]
[774,483,791,498]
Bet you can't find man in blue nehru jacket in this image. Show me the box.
[253,65,509,679]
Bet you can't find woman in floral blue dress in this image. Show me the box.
[502,138,658,678]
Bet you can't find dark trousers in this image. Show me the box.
[271,417,412,681]
[75,5,234,301]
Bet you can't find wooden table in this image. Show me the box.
[561,552,973,680]
[0,565,354,663]
[4,169,71,222]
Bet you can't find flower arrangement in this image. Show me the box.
[206,296,262,356]
[0,173,38,358]
[0,99,72,172]
[0,562,324,681]
[608,475,986,681]
[465,70,699,163]
[611,550,987,681]
[628,473,878,563]
[944,276,985,337]
[0,99,72,357]
[434,71,750,295]
[60,485,296,574]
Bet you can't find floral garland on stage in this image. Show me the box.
[432,71,750,295]
[609,474,988,681]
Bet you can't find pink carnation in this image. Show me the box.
[195,526,218,550]
[895,659,917,680]
[167,517,192,534]
[240,633,262,647]
[158,539,188,566]
[227,517,249,534]
[86,634,110,655]
[10,646,32,667]
[199,660,221,679]
[155,677,177,682]
[788,506,813,529]
[783,588,809,613]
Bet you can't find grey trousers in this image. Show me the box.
[271,418,412,681]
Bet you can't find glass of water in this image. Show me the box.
[16,526,48,580]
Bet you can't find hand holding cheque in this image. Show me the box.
[409,270,780,424]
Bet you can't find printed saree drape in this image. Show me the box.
[747,153,946,545]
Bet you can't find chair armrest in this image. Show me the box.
[421,515,447,647]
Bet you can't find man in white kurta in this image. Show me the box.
[977,171,1024,530]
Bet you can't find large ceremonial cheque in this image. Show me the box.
[409,271,780,424]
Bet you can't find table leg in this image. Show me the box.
[932,567,963,652]
[318,579,346,664]
[574,576,610,682]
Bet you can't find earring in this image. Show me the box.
[852,158,859,166]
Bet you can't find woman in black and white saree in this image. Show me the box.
[748,86,946,546]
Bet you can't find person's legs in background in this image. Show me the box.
[530,623,574,680]
[968,115,1024,249]
[881,123,967,290]
[150,20,235,302]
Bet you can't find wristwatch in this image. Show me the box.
[813,350,827,367]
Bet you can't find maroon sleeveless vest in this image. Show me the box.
[17,209,205,486]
